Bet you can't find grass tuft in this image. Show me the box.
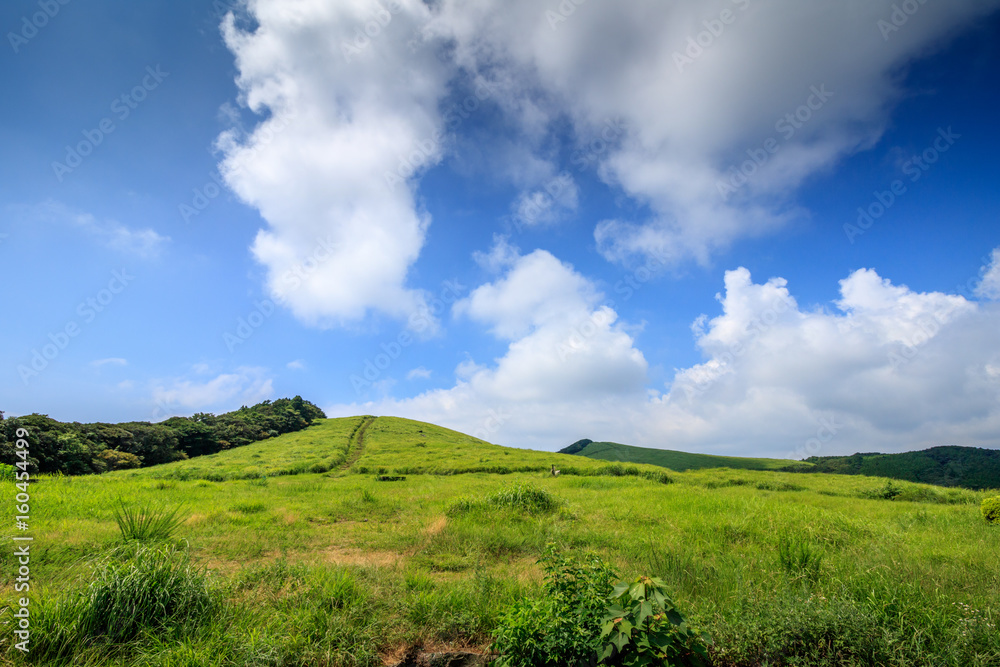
[114,499,186,541]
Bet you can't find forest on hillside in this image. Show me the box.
[793,446,1000,490]
[0,396,325,475]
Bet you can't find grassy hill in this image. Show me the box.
[3,416,999,666]
[559,438,802,472]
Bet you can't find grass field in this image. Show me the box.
[563,440,803,472]
[2,417,998,666]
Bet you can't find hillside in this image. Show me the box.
[132,415,668,482]
[3,416,999,666]
[798,445,1000,490]
[559,438,802,472]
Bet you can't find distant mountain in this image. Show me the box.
[796,446,1000,490]
[558,439,800,472]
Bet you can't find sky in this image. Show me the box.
[1,0,999,459]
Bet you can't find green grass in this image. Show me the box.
[2,416,999,666]
[565,439,803,472]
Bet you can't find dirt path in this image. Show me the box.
[339,415,376,471]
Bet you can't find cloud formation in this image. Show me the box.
[332,248,1000,457]
[429,0,1000,265]
[221,0,998,327]
[218,0,452,327]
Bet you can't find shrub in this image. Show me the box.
[99,448,142,470]
[114,499,186,541]
[491,545,617,667]
[0,463,15,482]
[599,576,711,666]
[982,496,1000,525]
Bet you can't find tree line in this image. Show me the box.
[0,396,326,475]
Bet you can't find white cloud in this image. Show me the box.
[330,243,649,445]
[331,255,1000,457]
[287,359,306,371]
[219,1,998,326]
[975,247,1000,300]
[18,201,169,258]
[428,0,999,265]
[151,366,274,416]
[407,366,432,380]
[218,0,453,328]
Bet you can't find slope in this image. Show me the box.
[126,415,654,482]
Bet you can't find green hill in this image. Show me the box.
[559,438,802,472]
[132,415,670,483]
[799,445,1000,490]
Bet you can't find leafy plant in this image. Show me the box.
[598,575,710,666]
[491,544,617,667]
[982,496,1000,525]
[0,462,15,482]
[114,499,186,541]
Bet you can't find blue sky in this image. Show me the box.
[2,0,999,457]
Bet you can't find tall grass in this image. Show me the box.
[24,544,219,663]
[113,499,185,541]
[447,483,562,516]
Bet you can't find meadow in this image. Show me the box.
[1,417,998,666]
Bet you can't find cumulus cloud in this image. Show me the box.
[331,254,1000,456]
[218,0,453,327]
[659,266,993,457]
[428,0,999,264]
[330,242,648,444]
[220,1,998,325]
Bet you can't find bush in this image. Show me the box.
[982,496,1000,525]
[0,463,15,482]
[599,576,711,666]
[491,545,617,666]
[100,448,142,470]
